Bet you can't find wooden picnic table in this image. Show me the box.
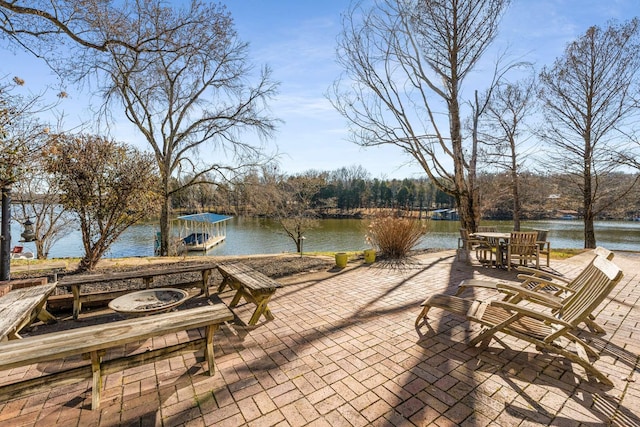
[217,261,282,325]
[0,282,57,341]
[57,262,218,319]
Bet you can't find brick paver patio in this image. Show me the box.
[1,250,639,426]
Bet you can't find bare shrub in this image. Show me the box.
[366,215,428,259]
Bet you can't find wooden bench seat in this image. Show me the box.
[0,304,233,410]
[217,262,282,325]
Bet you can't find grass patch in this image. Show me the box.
[550,249,585,260]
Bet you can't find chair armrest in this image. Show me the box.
[488,300,573,329]
[494,283,562,309]
[515,274,573,293]
[536,240,550,249]
[515,266,570,283]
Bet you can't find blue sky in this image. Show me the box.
[3,0,638,179]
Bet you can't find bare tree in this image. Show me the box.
[244,166,287,217]
[68,1,279,256]
[479,76,537,230]
[538,19,640,248]
[44,134,160,271]
[0,77,61,277]
[330,0,510,234]
[274,173,323,255]
[0,80,73,260]
[0,78,53,188]
[13,158,76,259]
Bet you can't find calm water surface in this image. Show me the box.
[11,217,640,259]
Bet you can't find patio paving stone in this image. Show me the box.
[0,249,639,426]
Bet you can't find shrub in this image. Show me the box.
[366,215,428,259]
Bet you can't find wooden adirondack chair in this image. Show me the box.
[454,247,615,333]
[416,256,624,386]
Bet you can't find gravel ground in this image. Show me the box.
[41,254,336,295]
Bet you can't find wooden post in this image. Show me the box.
[1,186,11,281]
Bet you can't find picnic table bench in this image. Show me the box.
[58,262,218,319]
[217,261,282,325]
[0,278,57,341]
[0,304,233,410]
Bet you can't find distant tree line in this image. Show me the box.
[170,165,640,221]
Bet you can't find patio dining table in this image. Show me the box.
[471,232,511,267]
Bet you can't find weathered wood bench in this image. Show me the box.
[0,278,57,341]
[57,262,218,319]
[217,261,282,325]
[0,304,233,410]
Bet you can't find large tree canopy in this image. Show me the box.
[0,0,173,55]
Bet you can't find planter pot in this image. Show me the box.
[335,252,348,268]
[364,249,376,264]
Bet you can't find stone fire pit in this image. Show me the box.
[108,288,190,316]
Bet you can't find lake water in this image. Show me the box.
[11,217,640,259]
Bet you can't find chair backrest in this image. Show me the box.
[532,229,548,249]
[558,247,615,294]
[560,256,623,326]
[509,231,538,255]
[478,226,497,232]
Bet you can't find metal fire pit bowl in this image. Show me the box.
[108,288,190,317]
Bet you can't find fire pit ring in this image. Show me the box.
[108,288,190,316]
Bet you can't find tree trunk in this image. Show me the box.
[78,251,102,272]
[583,176,596,248]
[512,184,521,231]
[77,236,109,272]
[36,240,45,259]
[511,157,521,231]
[583,147,596,249]
[295,226,303,253]
[1,187,11,281]
[584,212,596,249]
[159,196,171,256]
[451,106,478,233]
